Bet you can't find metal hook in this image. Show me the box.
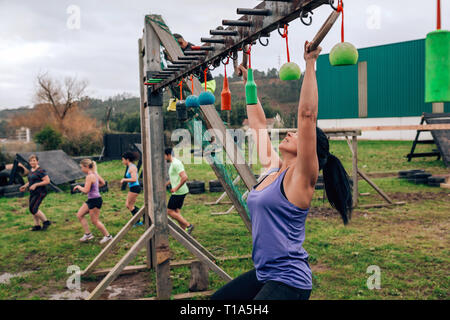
[221,55,230,65]
[300,10,313,26]
[208,63,216,72]
[329,0,338,11]
[228,50,238,61]
[277,23,287,37]
[258,33,269,47]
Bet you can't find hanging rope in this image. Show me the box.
[223,57,230,78]
[337,0,344,42]
[245,45,252,69]
[281,24,291,63]
[190,75,194,93]
[204,68,208,91]
[437,0,441,30]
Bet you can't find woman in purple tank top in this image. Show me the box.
[73,159,112,244]
[212,42,352,300]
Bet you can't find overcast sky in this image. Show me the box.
[0,0,448,110]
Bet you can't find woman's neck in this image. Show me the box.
[279,151,296,171]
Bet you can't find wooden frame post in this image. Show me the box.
[138,38,155,270]
[144,20,172,300]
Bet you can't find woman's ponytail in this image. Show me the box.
[323,154,353,225]
[92,161,98,174]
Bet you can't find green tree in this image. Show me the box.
[34,125,63,150]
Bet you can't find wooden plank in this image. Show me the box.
[351,136,358,212]
[138,38,155,270]
[168,224,232,282]
[92,255,252,277]
[82,208,144,276]
[91,265,148,277]
[140,290,215,300]
[86,225,155,300]
[273,124,450,133]
[168,218,217,261]
[440,183,450,189]
[359,201,405,209]
[358,169,393,204]
[144,20,172,300]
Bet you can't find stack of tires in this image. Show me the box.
[0,184,25,198]
[70,181,109,194]
[187,181,205,194]
[209,180,224,193]
[398,169,441,186]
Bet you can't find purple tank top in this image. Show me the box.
[247,168,312,290]
[87,173,101,199]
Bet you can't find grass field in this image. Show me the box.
[0,140,448,300]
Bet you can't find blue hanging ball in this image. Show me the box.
[198,91,215,106]
[185,95,200,108]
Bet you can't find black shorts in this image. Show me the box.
[86,197,103,210]
[29,192,47,215]
[167,194,187,210]
[129,185,142,194]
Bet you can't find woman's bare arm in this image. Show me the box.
[293,42,321,190]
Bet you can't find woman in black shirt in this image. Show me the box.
[19,155,52,231]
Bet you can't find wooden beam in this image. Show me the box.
[358,169,394,204]
[168,218,217,261]
[168,224,232,282]
[82,208,144,276]
[138,38,155,270]
[86,225,155,300]
[359,201,405,209]
[273,124,450,133]
[144,20,172,300]
[90,255,252,277]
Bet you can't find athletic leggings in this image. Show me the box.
[210,269,311,300]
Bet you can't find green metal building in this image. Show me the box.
[317,39,450,120]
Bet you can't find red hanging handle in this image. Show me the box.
[337,0,344,42]
[282,24,290,63]
[245,45,252,69]
[204,68,208,92]
[178,80,183,100]
[190,75,194,93]
[437,0,441,30]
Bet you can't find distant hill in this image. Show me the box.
[0,69,304,137]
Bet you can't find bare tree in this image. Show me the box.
[35,73,88,125]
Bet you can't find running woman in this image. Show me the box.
[73,159,112,244]
[211,42,352,300]
[120,151,143,226]
[19,155,51,231]
[164,148,194,234]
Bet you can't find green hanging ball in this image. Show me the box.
[279,62,302,81]
[329,42,359,66]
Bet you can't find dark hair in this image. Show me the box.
[316,127,352,225]
[173,33,183,40]
[28,154,39,162]
[122,151,138,162]
[164,148,173,156]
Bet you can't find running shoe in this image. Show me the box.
[42,220,52,230]
[79,233,94,242]
[30,225,42,231]
[99,235,113,244]
[134,221,144,227]
[186,224,194,235]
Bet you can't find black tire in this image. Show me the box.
[189,187,205,195]
[400,169,425,179]
[315,183,324,190]
[187,181,205,189]
[209,180,224,193]
[411,173,432,179]
[427,182,441,187]
[3,191,25,198]
[427,176,446,184]
[1,184,21,194]
[70,183,83,194]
